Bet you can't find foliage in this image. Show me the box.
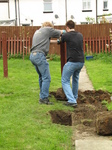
[0,54,30,60]
[0,53,60,61]
[0,55,2,59]
[98,13,112,23]
[85,43,92,56]
[47,54,61,61]
[85,16,95,23]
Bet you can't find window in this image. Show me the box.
[82,0,92,12]
[43,0,53,13]
[0,0,9,2]
[81,22,88,24]
[103,1,108,11]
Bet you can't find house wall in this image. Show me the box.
[0,2,9,19]
[97,0,112,23]
[0,0,112,26]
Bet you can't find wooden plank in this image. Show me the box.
[7,37,10,57]
[86,38,89,54]
[25,38,27,55]
[105,37,107,53]
[11,37,13,55]
[20,37,22,54]
[2,32,8,77]
[101,37,104,52]
[28,37,31,54]
[17,37,19,55]
[14,36,16,56]
[92,38,95,53]
[23,37,25,59]
[90,37,92,53]
[99,37,101,53]
[83,37,85,53]
[108,36,110,53]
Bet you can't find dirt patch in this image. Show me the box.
[50,110,72,126]
[49,89,111,135]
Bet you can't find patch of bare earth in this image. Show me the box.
[49,89,112,141]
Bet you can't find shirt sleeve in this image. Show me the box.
[61,34,66,43]
[49,28,61,38]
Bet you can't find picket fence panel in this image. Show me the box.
[0,35,112,56]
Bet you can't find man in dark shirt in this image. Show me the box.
[61,20,84,107]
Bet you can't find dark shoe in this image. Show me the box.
[63,102,77,107]
[39,98,53,105]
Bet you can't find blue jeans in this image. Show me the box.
[30,52,51,99]
[61,62,84,104]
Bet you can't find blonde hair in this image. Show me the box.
[41,21,54,28]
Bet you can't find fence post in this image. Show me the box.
[60,43,66,74]
[2,31,8,78]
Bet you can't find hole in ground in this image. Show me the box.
[49,110,72,126]
[49,89,111,129]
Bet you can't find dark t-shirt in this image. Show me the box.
[61,31,84,63]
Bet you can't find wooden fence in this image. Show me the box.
[7,37,31,56]
[0,34,112,56]
[83,36,112,53]
[0,23,112,38]
[0,24,112,56]
[0,33,31,56]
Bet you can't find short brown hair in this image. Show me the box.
[41,21,54,28]
[66,20,75,29]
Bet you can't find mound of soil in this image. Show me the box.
[49,89,111,135]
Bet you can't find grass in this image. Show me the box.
[0,58,74,150]
[85,52,112,110]
[0,53,112,149]
[85,53,112,93]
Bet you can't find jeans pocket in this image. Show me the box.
[34,53,46,66]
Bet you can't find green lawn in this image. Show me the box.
[0,58,74,150]
[85,53,112,110]
[0,53,112,149]
[85,53,112,93]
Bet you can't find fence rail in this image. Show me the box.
[0,24,112,56]
[0,34,112,56]
[83,36,112,53]
[0,35,31,56]
[7,37,31,56]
